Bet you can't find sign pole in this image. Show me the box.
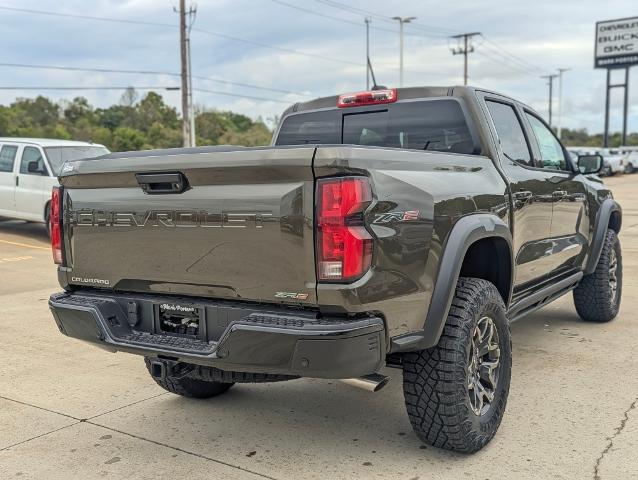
[595,16,638,148]
[604,69,611,148]
[622,67,630,146]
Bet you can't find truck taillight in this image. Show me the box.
[337,88,397,108]
[51,186,63,264]
[316,177,372,282]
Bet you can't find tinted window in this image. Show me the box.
[485,101,531,166]
[44,146,110,176]
[20,146,46,175]
[0,145,18,172]
[525,113,567,170]
[276,110,340,145]
[276,99,476,155]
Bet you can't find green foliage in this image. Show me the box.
[561,128,638,148]
[0,90,273,152]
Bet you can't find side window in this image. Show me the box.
[0,145,18,172]
[20,146,46,175]
[485,101,532,166]
[525,113,567,171]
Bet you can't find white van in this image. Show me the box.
[0,138,109,229]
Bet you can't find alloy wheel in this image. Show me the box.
[609,248,618,302]
[467,316,501,416]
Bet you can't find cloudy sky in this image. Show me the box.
[1,0,636,133]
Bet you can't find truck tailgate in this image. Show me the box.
[59,146,317,305]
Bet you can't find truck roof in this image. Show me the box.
[0,137,106,148]
[282,85,533,117]
[283,86,453,115]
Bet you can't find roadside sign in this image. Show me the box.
[595,16,638,69]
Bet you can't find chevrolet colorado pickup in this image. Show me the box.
[48,86,622,453]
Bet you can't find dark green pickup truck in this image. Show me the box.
[48,86,622,453]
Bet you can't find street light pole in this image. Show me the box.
[556,68,570,139]
[541,74,559,127]
[392,16,416,87]
[365,17,371,90]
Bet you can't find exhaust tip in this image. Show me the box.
[340,373,390,392]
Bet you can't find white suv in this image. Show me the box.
[0,138,109,228]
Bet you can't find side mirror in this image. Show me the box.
[578,154,603,175]
[27,161,46,175]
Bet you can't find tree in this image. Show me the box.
[120,87,139,107]
[0,92,279,152]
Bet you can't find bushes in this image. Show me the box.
[0,90,273,152]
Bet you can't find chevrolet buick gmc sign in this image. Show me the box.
[595,16,638,68]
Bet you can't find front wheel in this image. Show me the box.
[402,278,512,453]
[573,229,622,322]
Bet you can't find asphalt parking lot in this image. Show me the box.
[0,175,637,480]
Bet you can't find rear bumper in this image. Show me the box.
[49,291,386,379]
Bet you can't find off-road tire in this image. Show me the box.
[144,358,234,399]
[402,277,512,453]
[574,228,622,322]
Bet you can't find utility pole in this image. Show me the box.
[541,74,558,127]
[392,16,416,87]
[556,68,570,139]
[450,32,480,85]
[365,17,371,90]
[176,0,197,148]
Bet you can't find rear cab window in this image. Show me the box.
[484,100,532,167]
[275,99,477,155]
[0,144,19,172]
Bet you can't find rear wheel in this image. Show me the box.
[573,228,622,322]
[402,278,511,453]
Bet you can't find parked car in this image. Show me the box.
[0,138,109,230]
[48,86,622,454]
[597,148,625,176]
[619,146,638,173]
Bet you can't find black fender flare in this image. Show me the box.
[390,214,513,353]
[584,198,622,275]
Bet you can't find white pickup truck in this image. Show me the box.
[0,138,109,230]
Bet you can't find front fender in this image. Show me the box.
[584,198,622,275]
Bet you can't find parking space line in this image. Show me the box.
[0,239,49,250]
[86,420,280,480]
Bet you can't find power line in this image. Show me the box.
[193,88,291,103]
[313,0,458,36]
[0,5,362,67]
[271,0,444,39]
[191,25,362,66]
[0,85,291,103]
[0,62,310,96]
[270,0,391,32]
[480,37,547,75]
[475,51,542,78]
[0,86,180,91]
[480,36,546,75]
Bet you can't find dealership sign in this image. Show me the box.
[595,17,638,68]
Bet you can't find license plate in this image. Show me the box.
[158,302,200,337]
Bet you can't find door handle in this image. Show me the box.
[135,172,189,194]
[15,176,18,187]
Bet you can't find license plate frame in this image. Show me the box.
[155,302,204,339]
